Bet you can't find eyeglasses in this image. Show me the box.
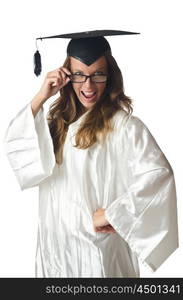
[68,73,108,83]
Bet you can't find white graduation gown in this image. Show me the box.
[4,102,178,277]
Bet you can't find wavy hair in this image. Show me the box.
[47,51,133,164]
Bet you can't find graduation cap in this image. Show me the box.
[34,29,140,76]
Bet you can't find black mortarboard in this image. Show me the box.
[34,29,140,76]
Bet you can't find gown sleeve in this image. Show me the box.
[105,115,179,273]
[4,102,56,190]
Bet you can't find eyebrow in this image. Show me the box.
[72,68,107,73]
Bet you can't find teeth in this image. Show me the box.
[82,91,96,98]
[84,92,95,95]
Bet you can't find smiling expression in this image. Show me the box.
[70,56,108,110]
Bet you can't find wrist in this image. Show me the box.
[31,93,47,117]
[33,93,48,104]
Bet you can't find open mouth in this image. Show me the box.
[81,91,97,101]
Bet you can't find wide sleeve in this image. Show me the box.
[105,115,179,273]
[4,102,56,190]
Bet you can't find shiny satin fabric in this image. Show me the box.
[4,102,178,277]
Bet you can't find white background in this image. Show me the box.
[0,0,182,277]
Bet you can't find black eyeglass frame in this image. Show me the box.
[68,73,108,83]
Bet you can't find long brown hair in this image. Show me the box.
[47,51,133,164]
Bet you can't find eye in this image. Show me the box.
[73,71,83,75]
[93,71,106,75]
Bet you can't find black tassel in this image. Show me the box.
[34,50,42,76]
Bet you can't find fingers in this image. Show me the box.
[60,67,71,76]
[50,77,62,87]
[47,67,71,77]
[46,67,71,88]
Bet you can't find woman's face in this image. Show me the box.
[70,56,108,110]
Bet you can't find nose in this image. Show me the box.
[83,77,94,88]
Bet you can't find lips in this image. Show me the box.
[81,91,97,102]
[81,91,96,98]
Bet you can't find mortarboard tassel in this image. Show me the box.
[34,50,42,76]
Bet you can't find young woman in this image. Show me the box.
[4,31,178,277]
